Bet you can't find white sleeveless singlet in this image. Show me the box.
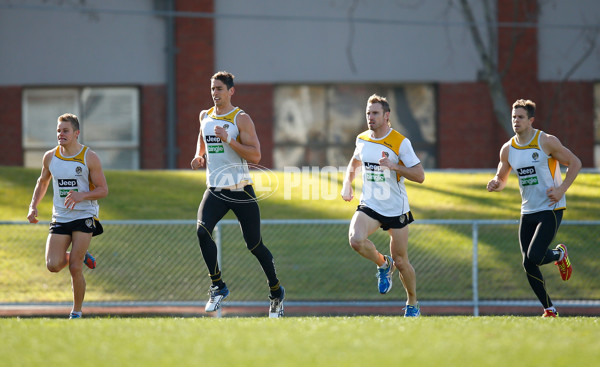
[507,129,566,214]
[49,145,100,222]
[201,107,253,188]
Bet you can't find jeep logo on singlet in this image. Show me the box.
[58,179,77,188]
[58,179,78,198]
[516,166,538,186]
[364,162,385,182]
[516,166,536,176]
[364,162,382,172]
[205,135,222,144]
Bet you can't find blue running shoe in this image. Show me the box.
[83,251,96,269]
[376,255,394,294]
[205,285,229,312]
[403,304,421,317]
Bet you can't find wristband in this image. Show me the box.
[226,135,232,144]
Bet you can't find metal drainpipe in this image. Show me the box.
[165,0,177,169]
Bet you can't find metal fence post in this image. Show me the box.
[472,221,479,316]
[215,223,222,318]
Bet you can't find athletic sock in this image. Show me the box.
[377,254,389,268]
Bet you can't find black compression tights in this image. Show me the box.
[196,186,281,293]
[519,210,563,309]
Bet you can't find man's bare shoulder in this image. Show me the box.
[84,148,104,169]
[500,139,512,151]
[236,111,254,127]
[42,148,56,163]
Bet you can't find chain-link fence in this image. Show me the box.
[1,219,598,315]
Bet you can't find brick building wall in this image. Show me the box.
[0,86,23,166]
[538,82,595,167]
[231,84,274,168]
[0,0,595,169]
[174,0,214,168]
[140,85,168,169]
[436,0,595,168]
[437,83,505,168]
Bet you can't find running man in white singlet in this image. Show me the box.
[487,99,581,317]
[27,113,108,319]
[190,71,285,318]
[341,94,425,317]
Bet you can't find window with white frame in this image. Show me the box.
[273,84,437,170]
[23,87,140,169]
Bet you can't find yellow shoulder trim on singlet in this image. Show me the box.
[511,129,541,150]
[208,107,242,124]
[357,130,372,141]
[357,129,406,156]
[54,145,87,164]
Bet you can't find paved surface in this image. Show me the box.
[2,304,599,318]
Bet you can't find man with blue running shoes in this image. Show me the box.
[341,94,425,317]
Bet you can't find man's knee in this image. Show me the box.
[248,241,270,257]
[522,257,538,272]
[391,254,410,271]
[349,233,367,252]
[46,260,62,273]
[69,261,84,275]
[524,251,546,267]
[46,255,69,272]
[196,225,212,243]
[243,233,262,251]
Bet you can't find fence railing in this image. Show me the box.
[1,219,598,316]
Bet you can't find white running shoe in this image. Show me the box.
[205,285,229,312]
[269,286,285,318]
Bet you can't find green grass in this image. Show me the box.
[1,316,599,367]
[1,167,600,367]
[2,166,599,221]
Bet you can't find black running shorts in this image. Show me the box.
[356,205,414,230]
[49,217,104,237]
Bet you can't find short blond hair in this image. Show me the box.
[367,94,391,126]
[367,94,390,114]
[58,113,80,131]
